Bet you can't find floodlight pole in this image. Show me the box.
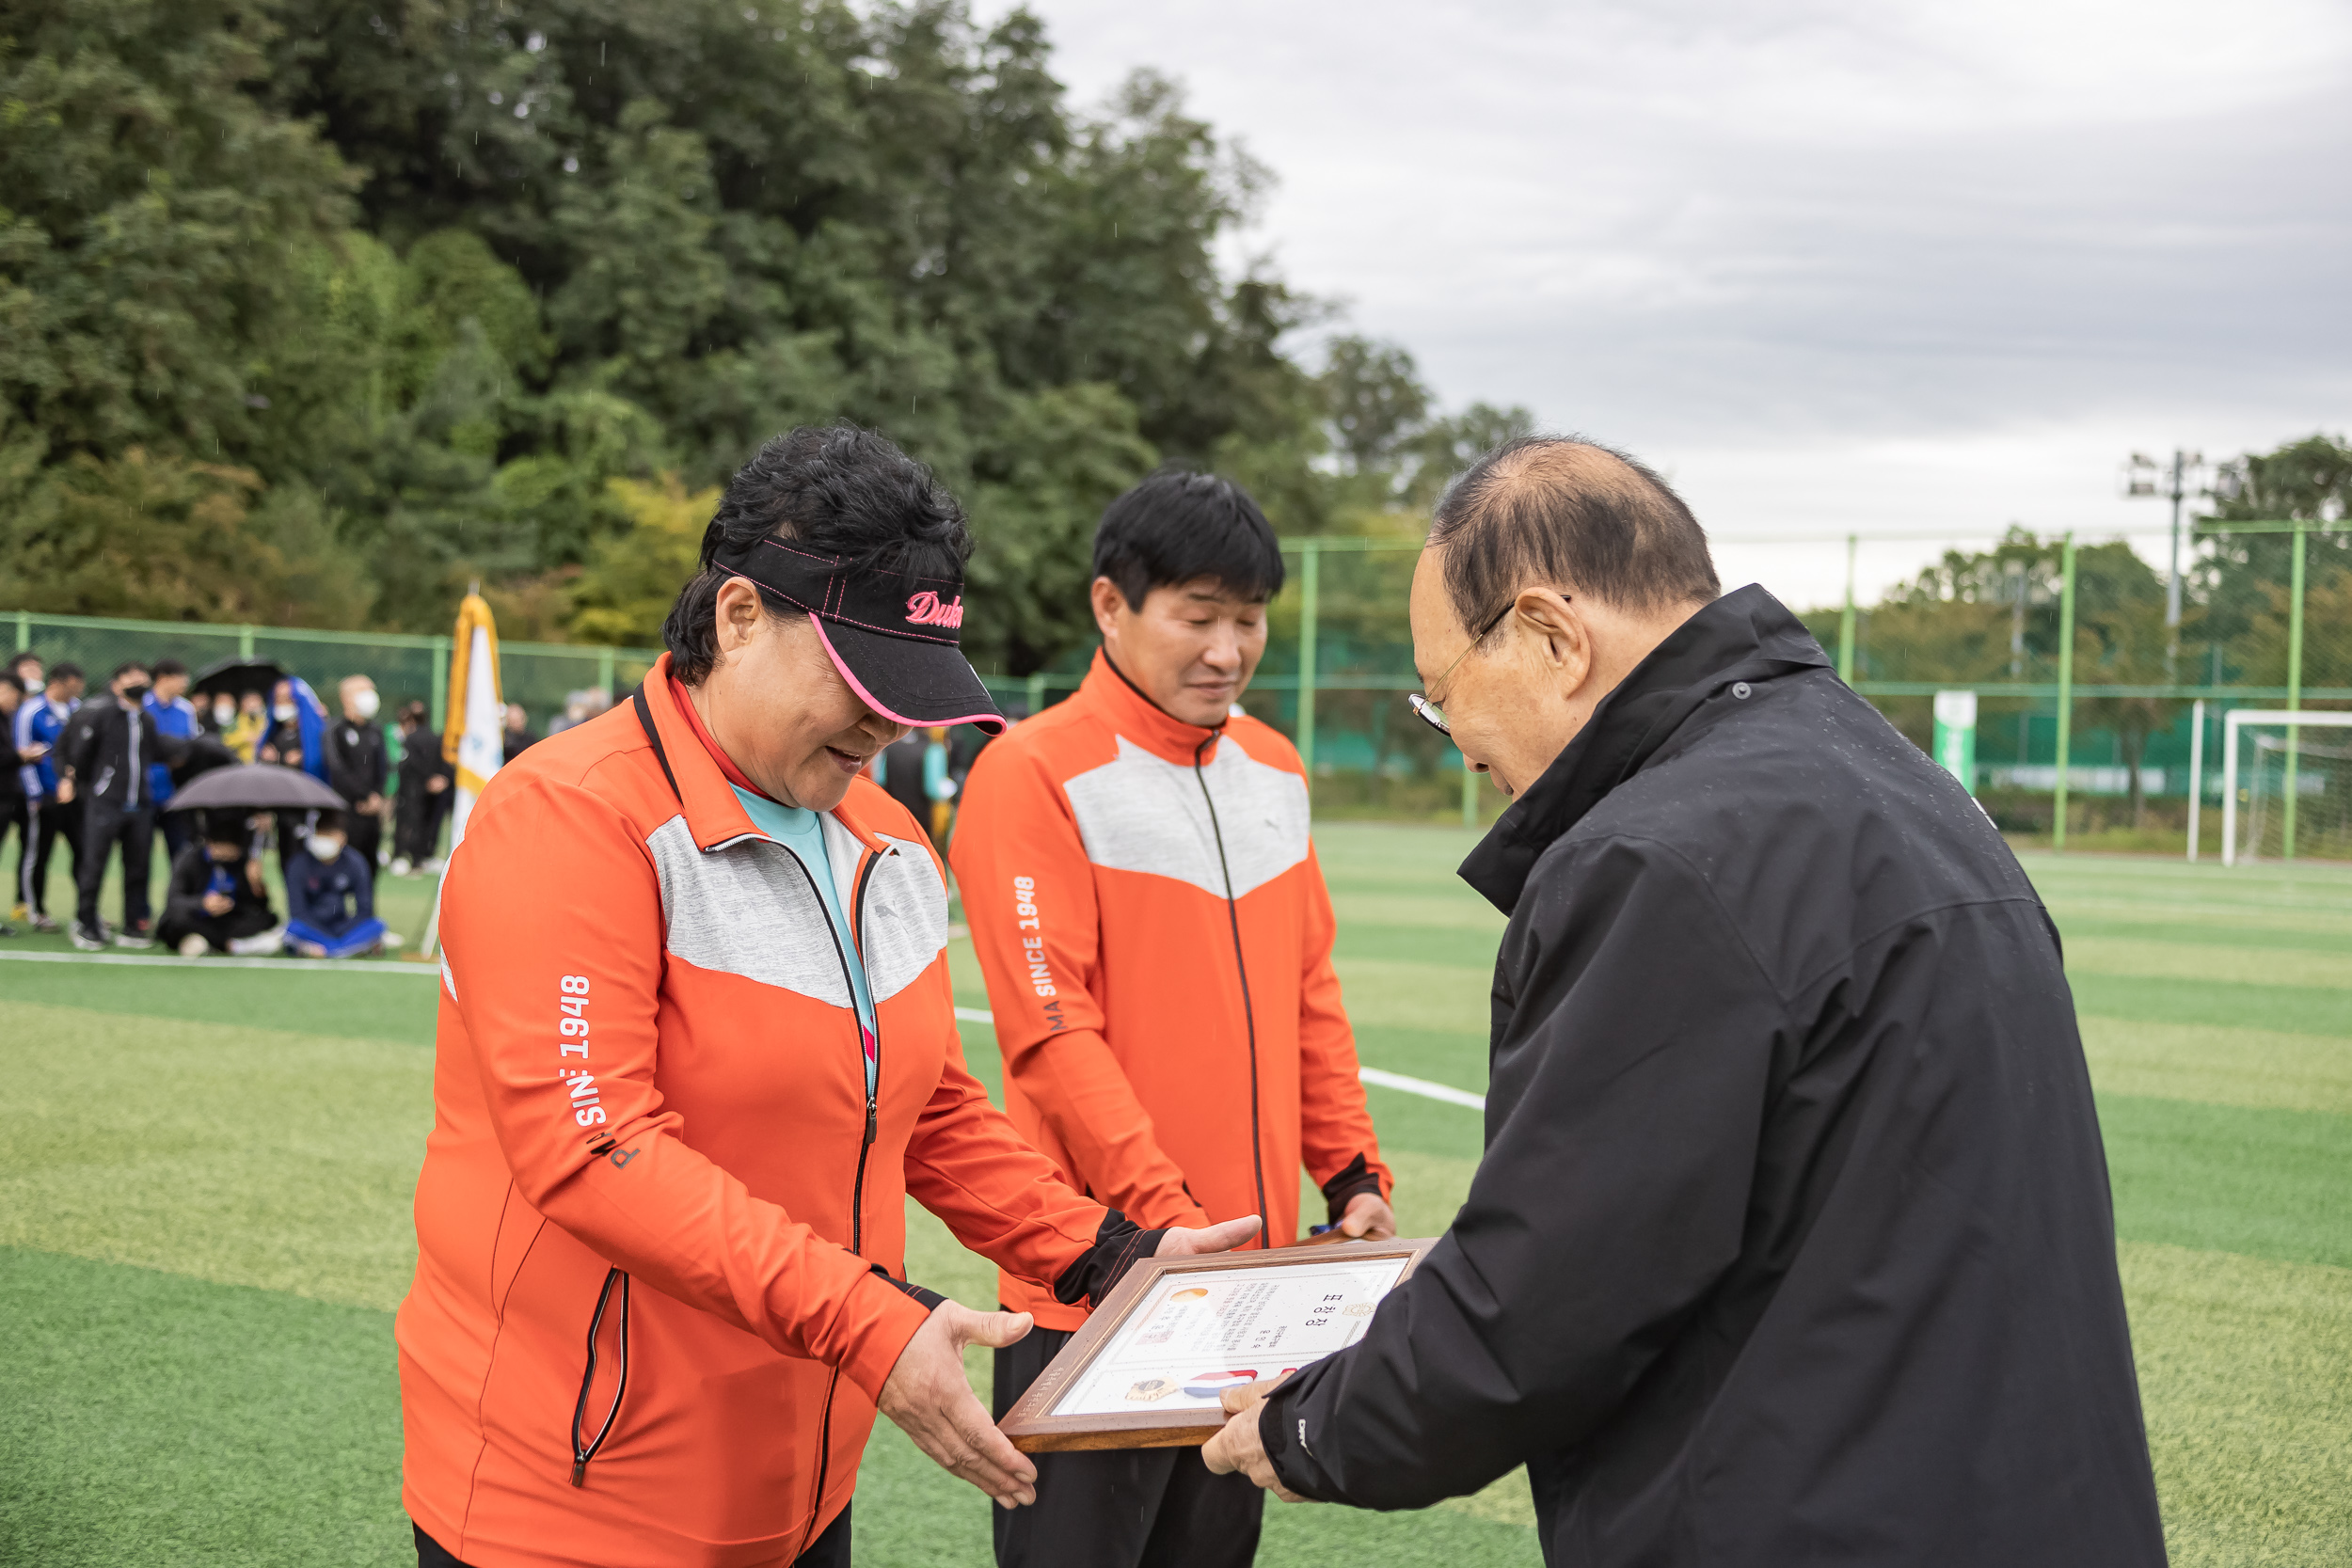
[1836,534,1857,683]
[2053,534,2077,850]
[1296,539,1321,790]
[2283,522,2307,859]
[2165,450,2187,673]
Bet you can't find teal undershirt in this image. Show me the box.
[731,785,877,1092]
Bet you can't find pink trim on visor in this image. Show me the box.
[810,617,1004,732]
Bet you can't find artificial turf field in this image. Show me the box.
[3,826,2348,1566]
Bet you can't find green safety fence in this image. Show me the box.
[13,515,2350,849]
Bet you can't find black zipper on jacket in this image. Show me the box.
[795,847,884,1559]
[628,690,882,1535]
[568,1267,631,1486]
[1194,733,1269,1247]
[845,848,886,1251]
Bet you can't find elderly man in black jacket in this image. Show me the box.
[1203,437,2164,1566]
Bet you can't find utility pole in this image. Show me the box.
[2123,449,2204,678]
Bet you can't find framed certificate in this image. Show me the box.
[996,1237,1438,1452]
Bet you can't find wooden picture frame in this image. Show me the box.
[997,1236,1439,1453]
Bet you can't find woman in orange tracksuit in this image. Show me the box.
[398,426,1256,1568]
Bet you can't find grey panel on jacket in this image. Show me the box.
[644,815,948,1006]
[1061,734,1309,900]
[647,815,851,1005]
[857,830,951,1004]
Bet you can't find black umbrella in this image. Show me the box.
[191,657,285,702]
[165,763,345,814]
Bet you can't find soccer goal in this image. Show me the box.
[2212,709,2352,866]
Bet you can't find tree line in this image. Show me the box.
[0,0,1527,675]
[4,0,2339,712]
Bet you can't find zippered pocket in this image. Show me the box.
[568,1267,630,1487]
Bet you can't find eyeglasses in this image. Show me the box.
[1406,601,1516,736]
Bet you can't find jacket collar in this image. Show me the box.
[640,656,886,855]
[1457,584,1831,915]
[1075,648,1226,766]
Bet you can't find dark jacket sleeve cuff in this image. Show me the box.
[869,1262,946,1313]
[1258,1376,1337,1502]
[1319,1152,1387,1227]
[1053,1211,1168,1308]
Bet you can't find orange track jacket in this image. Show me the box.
[950,653,1391,1330]
[398,658,1117,1568]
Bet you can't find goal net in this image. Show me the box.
[2227,717,2352,863]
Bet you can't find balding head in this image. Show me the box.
[1426,437,1718,636]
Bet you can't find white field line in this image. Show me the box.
[1358,1065,1488,1111]
[951,1005,1486,1111]
[0,955,1494,1114]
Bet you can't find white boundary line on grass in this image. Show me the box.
[0,955,1493,1113]
[1358,1065,1489,1112]
[951,1003,1486,1111]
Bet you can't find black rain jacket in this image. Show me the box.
[324,717,388,806]
[1261,586,2165,1566]
[61,701,190,809]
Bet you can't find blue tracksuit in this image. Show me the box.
[19,695,69,800]
[283,845,386,958]
[145,693,198,805]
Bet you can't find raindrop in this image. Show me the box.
[488,90,503,105]
[564,155,580,174]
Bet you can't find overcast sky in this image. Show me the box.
[988,0,2352,607]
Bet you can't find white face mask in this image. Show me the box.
[351,689,380,721]
[307,835,345,861]
[274,702,297,721]
[213,704,235,726]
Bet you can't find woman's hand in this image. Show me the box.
[878,1301,1040,1509]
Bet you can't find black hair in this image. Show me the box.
[47,661,83,685]
[203,809,251,846]
[1092,469,1285,610]
[314,810,346,834]
[152,658,186,678]
[8,652,40,673]
[112,659,150,683]
[1427,436,1718,632]
[0,672,22,696]
[663,422,974,684]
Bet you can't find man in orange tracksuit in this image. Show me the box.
[952,470,1395,1568]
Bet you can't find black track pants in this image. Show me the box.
[992,1319,1263,1568]
[76,800,153,931]
[25,797,75,914]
